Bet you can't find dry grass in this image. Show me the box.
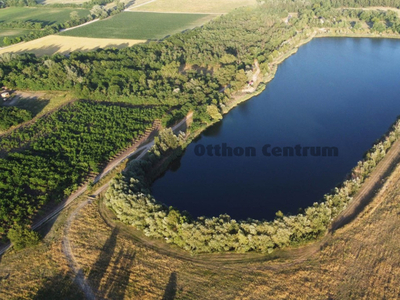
[1,159,398,299]
[128,0,258,14]
[57,160,400,299]
[0,199,85,300]
[1,157,400,299]
[0,35,145,57]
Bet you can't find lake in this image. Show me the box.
[151,37,400,221]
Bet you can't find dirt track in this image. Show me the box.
[330,137,400,231]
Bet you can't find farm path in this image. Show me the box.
[61,112,193,297]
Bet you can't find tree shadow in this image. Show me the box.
[102,247,136,299]
[162,271,178,300]
[32,273,86,300]
[4,94,50,118]
[87,227,119,294]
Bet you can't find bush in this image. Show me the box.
[7,224,41,250]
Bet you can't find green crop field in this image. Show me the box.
[0,29,40,46]
[60,11,216,40]
[0,7,89,26]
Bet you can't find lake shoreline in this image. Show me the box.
[151,28,400,220]
[222,29,400,117]
[181,29,400,147]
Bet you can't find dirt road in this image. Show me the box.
[330,137,400,231]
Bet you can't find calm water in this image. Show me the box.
[152,38,400,221]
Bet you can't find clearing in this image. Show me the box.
[127,0,258,13]
[0,35,145,56]
[60,11,216,40]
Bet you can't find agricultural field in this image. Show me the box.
[0,35,145,56]
[128,0,258,13]
[37,0,87,4]
[0,7,89,25]
[0,29,39,47]
[0,100,166,233]
[60,11,216,40]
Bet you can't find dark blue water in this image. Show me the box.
[152,38,400,221]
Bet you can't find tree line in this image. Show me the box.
[106,117,400,253]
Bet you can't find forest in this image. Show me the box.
[0,106,32,130]
[1,0,400,245]
[0,101,165,235]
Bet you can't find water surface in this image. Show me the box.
[152,38,400,220]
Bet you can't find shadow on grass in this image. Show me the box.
[87,227,119,294]
[13,98,50,117]
[162,271,178,300]
[32,273,86,300]
[103,247,136,299]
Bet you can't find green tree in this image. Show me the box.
[70,11,80,21]
[3,37,11,46]
[7,224,41,250]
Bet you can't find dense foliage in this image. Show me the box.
[0,106,32,130]
[106,119,400,253]
[0,7,296,104]
[6,224,40,249]
[1,0,400,247]
[0,101,165,232]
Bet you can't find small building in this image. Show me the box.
[1,91,10,101]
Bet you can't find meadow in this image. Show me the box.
[0,35,145,56]
[0,29,38,46]
[0,7,89,25]
[128,0,258,13]
[60,11,216,40]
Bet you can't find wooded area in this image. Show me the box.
[0,101,165,234]
[1,0,400,246]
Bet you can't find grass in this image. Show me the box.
[3,158,400,299]
[0,7,89,26]
[60,11,216,40]
[1,130,400,299]
[128,0,258,13]
[0,29,40,46]
[2,130,400,299]
[38,0,88,4]
[0,35,144,56]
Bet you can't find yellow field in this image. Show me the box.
[128,0,258,13]
[0,35,145,57]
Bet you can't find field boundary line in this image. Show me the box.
[125,0,156,10]
[59,18,100,32]
[125,9,224,14]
